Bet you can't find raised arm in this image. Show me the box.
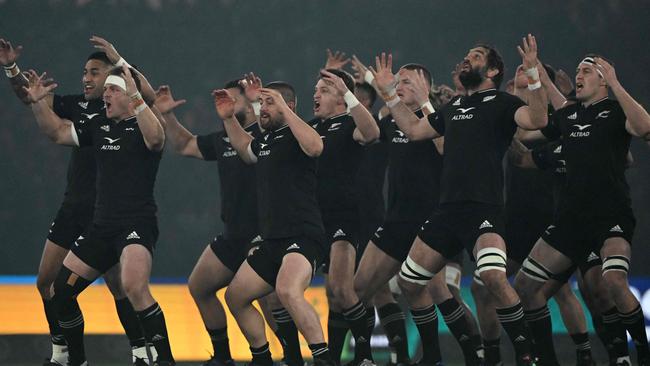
[261,87,323,157]
[372,52,439,140]
[24,71,76,145]
[153,85,204,158]
[122,65,164,151]
[0,38,35,105]
[514,34,548,130]
[537,59,568,110]
[593,57,650,140]
[240,72,263,121]
[90,35,158,107]
[319,69,379,144]
[214,89,256,164]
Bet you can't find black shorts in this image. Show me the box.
[578,250,603,276]
[210,234,261,273]
[371,221,421,262]
[541,210,635,264]
[72,220,159,274]
[246,234,326,287]
[321,219,360,273]
[359,216,383,247]
[418,202,506,260]
[550,250,603,283]
[506,212,551,265]
[47,206,93,249]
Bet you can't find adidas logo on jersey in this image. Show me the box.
[609,225,623,233]
[251,235,263,243]
[567,112,577,120]
[334,229,346,238]
[553,145,562,153]
[479,220,493,229]
[78,101,89,109]
[482,95,496,102]
[514,335,527,342]
[287,243,300,250]
[101,125,110,132]
[126,231,141,240]
[587,252,599,261]
[452,98,461,106]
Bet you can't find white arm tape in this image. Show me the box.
[364,70,375,85]
[421,101,435,113]
[115,57,131,68]
[344,90,360,110]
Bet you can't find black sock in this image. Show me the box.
[136,302,174,363]
[620,305,650,359]
[602,307,629,360]
[472,334,484,361]
[115,298,146,348]
[410,304,441,363]
[207,327,232,361]
[438,298,479,365]
[251,343,273,366]
[378,303,410,363]
[57,298,86,366]
[43,298,67,346]
[496,302,533,361]
[272,308,304,366]
[570,332,593,362]
[523,305,558,365]
[365,307,376,340]
[327,310,348,363]
[343,302,372,361]
[309,342,333,362]
[483,338,501,365]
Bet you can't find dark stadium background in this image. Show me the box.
[1,1,649,364]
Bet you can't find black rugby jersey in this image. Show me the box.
[356,118,389,226]
[311,114,364,221]
[197,123,261,240]
[52,94,102,212]
[75,115,162,225]
[541,98,631,214]
[531,140,566,214]
[380,109,441,222]
[428,89,526,205]
[250,124,324,239]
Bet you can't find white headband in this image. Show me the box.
[579,57,604,78]
[104,75,127,91]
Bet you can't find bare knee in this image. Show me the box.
[225,286,245,313]
[602,271,629,298]
[121,276,148,304]
[397,275,425,300]
[188,269,214,301]
[480,269,508,292]
[36,274,54,299]
[276,282,304,307]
